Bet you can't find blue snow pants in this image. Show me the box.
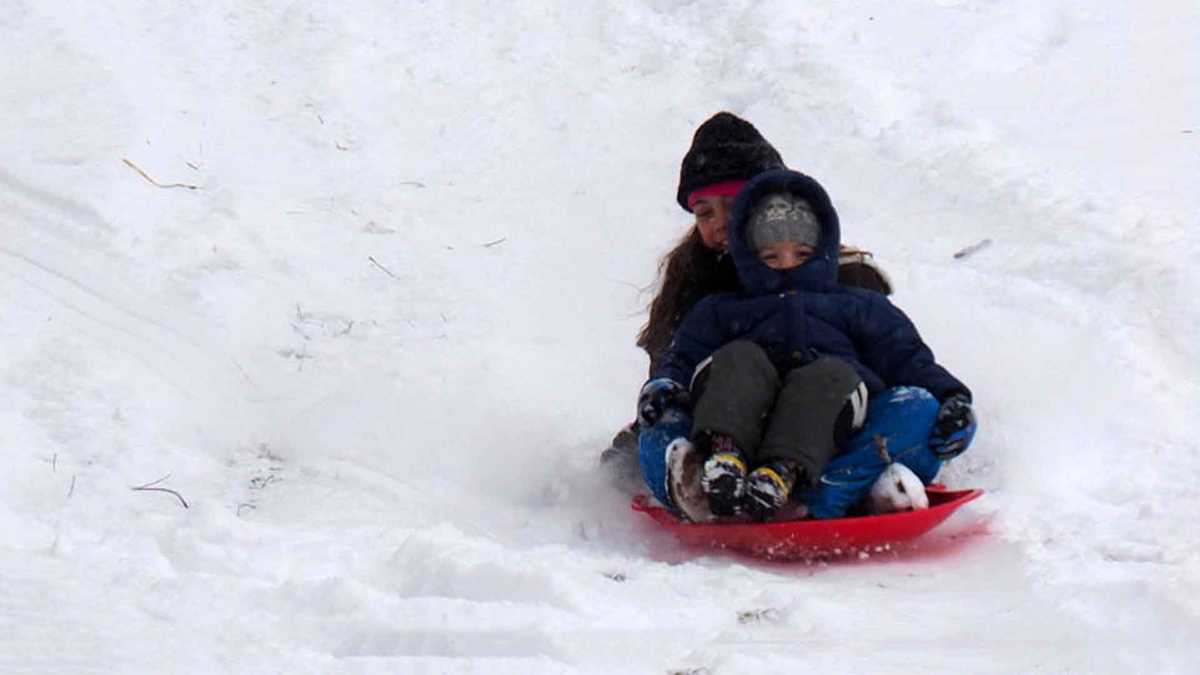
[638,386,943,519]
[637,410,691,513]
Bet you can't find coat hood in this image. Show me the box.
[728,169,841,294]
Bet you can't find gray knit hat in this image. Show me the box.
[747,193,820,250]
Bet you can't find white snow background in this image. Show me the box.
[3,1,1198,673]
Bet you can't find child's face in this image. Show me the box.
[758,241,815,270]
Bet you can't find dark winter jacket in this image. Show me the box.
[644,241,893,377]
[651,169,969,403]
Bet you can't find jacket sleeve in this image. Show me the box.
[855,295,971,402]
[650,296,725,389]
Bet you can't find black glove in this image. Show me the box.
[637,378,690,427]
[928,393,976,460]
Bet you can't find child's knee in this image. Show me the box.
[880,386,939,417]
[712,339,771,367]
[783,357,867,443]
[863,386,942,484]
[694,339,776,392]
[782,357,863,405]
[788,355,857,381]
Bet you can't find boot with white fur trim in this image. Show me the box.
[666,438,715,523]
[868,463,929,514]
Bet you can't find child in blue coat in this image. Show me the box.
[637,169,977,521]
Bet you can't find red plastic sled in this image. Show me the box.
[631,486,983,561]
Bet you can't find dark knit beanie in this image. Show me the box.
[676,112,785,212]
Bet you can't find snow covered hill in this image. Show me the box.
[3,1,1197,672]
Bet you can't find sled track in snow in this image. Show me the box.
[0,172,248,398]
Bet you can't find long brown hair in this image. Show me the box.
[636,228,740,373]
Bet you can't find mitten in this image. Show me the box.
[637,378,690,427]
[928,393,976,460]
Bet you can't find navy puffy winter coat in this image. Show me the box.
[651,170,969,403]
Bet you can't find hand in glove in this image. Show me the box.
[637,378,690,427]
[928,393,976,460]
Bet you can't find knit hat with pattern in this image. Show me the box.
[746,193,820,250]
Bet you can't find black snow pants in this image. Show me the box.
[690,340,866,486]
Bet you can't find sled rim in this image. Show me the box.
[631,487,984,560]
[630,486,982,520]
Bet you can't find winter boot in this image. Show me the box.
[700,434,748,517]
[666,437,714,523]
[868,463,929,514]
[745,459,801,521]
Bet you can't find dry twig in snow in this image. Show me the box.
[131,473,190,509]
[953,238,993,260]
[367,256,396,278]
[122,158,199,190]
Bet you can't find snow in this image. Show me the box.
[2,1,1197,672]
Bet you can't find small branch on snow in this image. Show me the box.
[367,256,397,278]
[121,158,199,191]
[132,486,189,508]
[737,608,782,624]
[249,474,278,490]
[953,238,992,260]
[67,475,76,498]
[131,473,189,509]
[481,237,507,248]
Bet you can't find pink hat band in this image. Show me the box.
[686,180,748,210]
